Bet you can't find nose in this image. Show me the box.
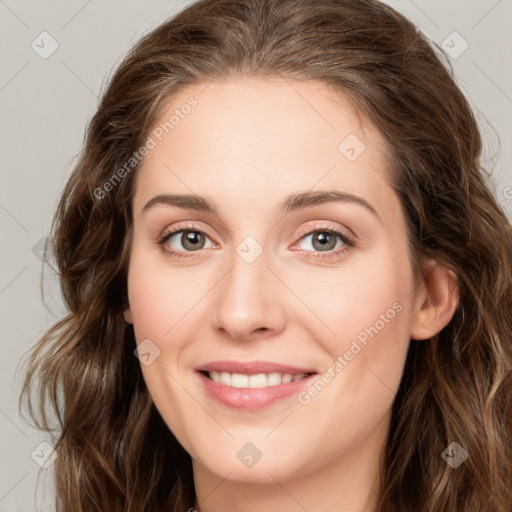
[211,245,287,342]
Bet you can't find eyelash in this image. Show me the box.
[156,222,356,260]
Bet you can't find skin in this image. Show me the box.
[123,77,459,512]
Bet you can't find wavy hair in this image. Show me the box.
[19,0,512,510]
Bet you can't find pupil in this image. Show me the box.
[183,231,204,250]
[314,232,335,251]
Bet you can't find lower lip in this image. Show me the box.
[197,372,317,410]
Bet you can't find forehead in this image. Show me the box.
[133,77,396,221]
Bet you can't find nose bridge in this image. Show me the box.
[212,239,285,339]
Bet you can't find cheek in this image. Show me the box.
[126,252,209,344]
[297,251,413,398]
[289,251,412,349]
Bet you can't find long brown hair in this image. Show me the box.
[19,0,512,510]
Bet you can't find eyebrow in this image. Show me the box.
[142,190,380,221]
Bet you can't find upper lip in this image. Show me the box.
[196,360,317,375]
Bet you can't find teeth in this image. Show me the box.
[267,372,282,386]
[220,372,231,386]
[231,373,249,388]
[248,373,267,388]
[207,371,308,388]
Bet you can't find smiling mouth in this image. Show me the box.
[200,370,316,388]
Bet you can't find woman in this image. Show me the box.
[19,0,512,510]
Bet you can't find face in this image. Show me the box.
[124,77,421,484]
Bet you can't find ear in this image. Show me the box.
[123,306,133,324]
[410,258,459,341]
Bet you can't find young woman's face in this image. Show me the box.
[125,78,421,484]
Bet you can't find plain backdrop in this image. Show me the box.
[1,1,511,510]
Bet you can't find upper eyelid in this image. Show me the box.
[160,221,216,242]
[295,221,355,240]
[160,221,354,248]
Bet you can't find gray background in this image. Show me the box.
[1,1,511,510]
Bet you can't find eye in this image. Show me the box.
[157,224,216,258]
[290,224,356,259]
[157,222,356,260]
